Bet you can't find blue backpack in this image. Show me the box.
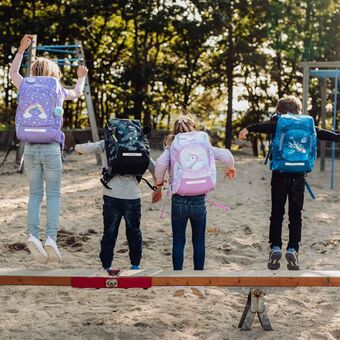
[270,113,317,173]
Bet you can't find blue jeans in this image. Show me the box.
[100,195,142,269]
[24,143,62,240]
[171,194,207,270]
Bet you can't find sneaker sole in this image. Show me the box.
[27,241,48,264]
[44,245,62,263]
[267,252,282,270]
[285,253,299,270]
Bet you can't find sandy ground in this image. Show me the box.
[0,148,339,340]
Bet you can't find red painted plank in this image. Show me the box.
[71,276,152,289]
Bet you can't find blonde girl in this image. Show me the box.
[153,114,236,297]
[9,34,88,264]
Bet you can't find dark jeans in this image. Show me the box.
[269,172,305,252]
[99,195,142,268]
[171,194,207,270]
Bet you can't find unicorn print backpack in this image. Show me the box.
[170,131,216,196]
[15,76,65,145]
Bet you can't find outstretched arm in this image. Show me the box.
[9,34,33,89]
[316,127,340,142]
[75,140,104,154]
[63,65,88,100]
[239,121,276,140]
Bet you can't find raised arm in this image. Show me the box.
[63,65,88,101]
[9,34,33,90]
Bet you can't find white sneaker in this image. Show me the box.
[44,236,62,263]
[191,286,205,298]
[26,234,48,263]
[173,286,185,297]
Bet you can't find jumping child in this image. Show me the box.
[10,34,88,263]
[153,114,236,297]
[75,119,159,271]
[239,95,340,270]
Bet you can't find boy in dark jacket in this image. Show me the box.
[239,96,340,270]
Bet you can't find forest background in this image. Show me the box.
[0,0,339,153]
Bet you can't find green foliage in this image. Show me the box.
[0,0,339,151]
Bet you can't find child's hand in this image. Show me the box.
[74,145,83,155]
[77,65,88,78]
[152,190,162,203]
[19,34,33,53]
[224,166,236,180]
[238,128,249,140]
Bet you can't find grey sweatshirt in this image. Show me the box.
[75,140,155,200]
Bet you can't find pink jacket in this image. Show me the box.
[155,146,234,184]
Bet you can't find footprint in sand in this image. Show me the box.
[311,238,340,254]
[5,242,29,253]
[331,329,340,339]
[57,228,94,251]
[243,226,253,234]
[116,248,128,254]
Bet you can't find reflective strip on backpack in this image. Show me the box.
[24,128,47,132]
[186,179,207,184]
[122,153,142,157]
[284,162,305,166]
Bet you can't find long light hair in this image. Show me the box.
[164,113,198,148]
[31,57,61,79]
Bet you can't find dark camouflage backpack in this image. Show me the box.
[101,119,152,189]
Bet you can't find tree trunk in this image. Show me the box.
[225,4,234,149]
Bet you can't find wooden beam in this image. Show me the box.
[151,271,340,287]
[299,61,340,68]
[0,269,339,288]
[302,66,310,115]
[74,40,102,165]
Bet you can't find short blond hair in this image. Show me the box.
[164,113,198,147]
[31,57,61,79]
[276,96,302,115]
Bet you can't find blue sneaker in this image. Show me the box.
[130,265,140,270]
[285,248,299,270]
[267,246,282,270]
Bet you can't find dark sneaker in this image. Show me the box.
[285,248,299,270]
[267,246,282,270]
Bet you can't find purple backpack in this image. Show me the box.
[15,76,65,145]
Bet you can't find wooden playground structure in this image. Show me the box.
[300,61,340,189]
[0,268,339,331]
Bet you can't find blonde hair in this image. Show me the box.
[164,113,198,148]
[31,57,61,79]
[276,95,302,115]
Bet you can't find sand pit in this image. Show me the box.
[0,149,339,339]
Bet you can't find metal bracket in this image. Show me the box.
[238,288,273,331]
